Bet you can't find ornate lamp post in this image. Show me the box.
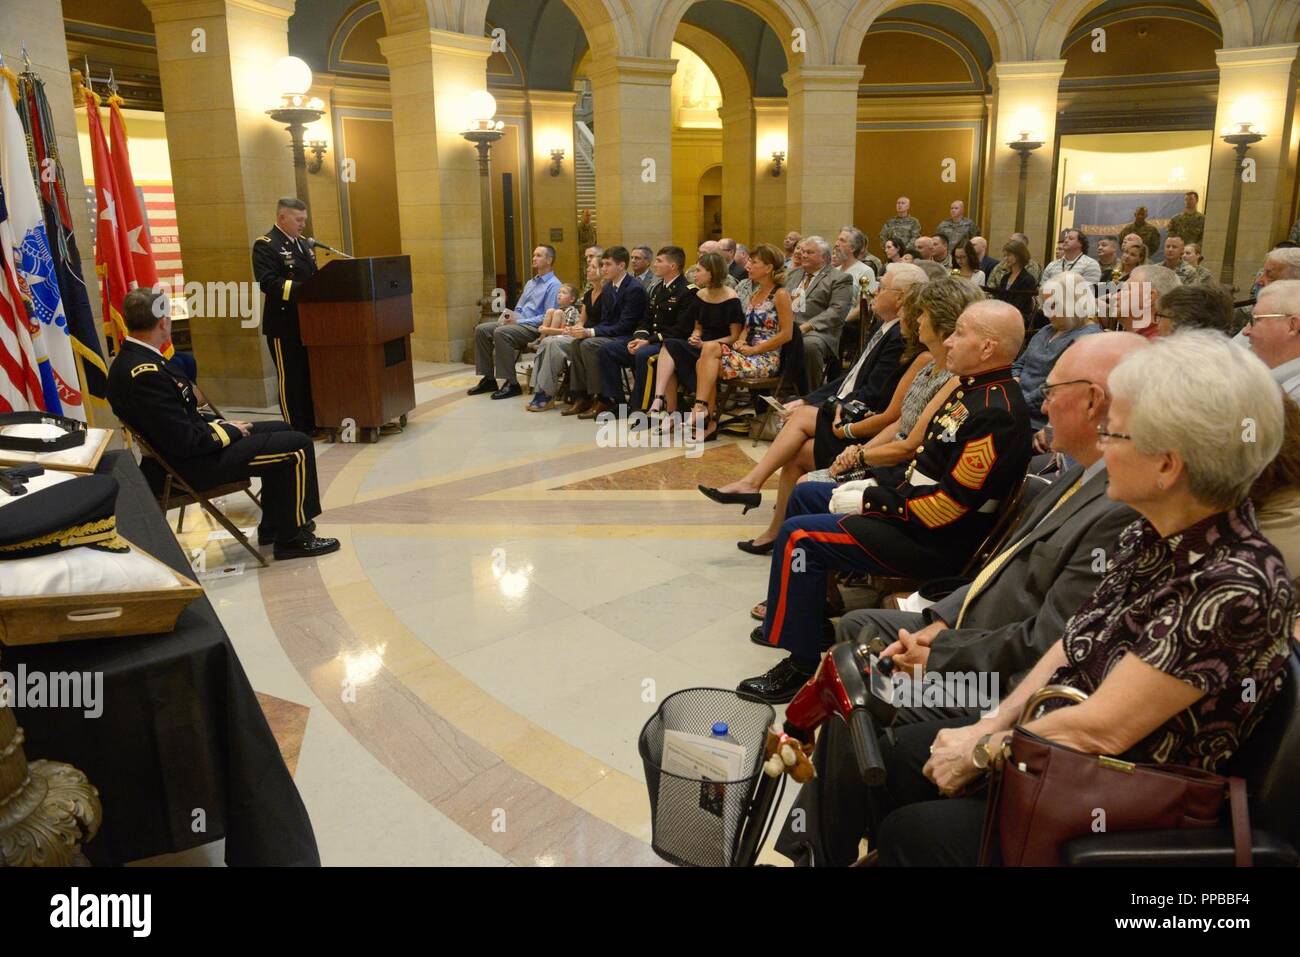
[1008,130,1044,236]
[1218,119,1265,289]
[461,91,505,320]
[266,56,325,236]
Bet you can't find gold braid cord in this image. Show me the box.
[0,649,102,866]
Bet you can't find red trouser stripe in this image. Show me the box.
[769,528,860,646]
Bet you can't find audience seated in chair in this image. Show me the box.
[775,331,1149,865]
[736,300,1032,703]
[529,263,603,412]
[785,237,854,392]
[686,242,793,443]
[642,251,741,421]
[863,332,1294,866]
[696,262,927,553]
[1014,271,1102,431]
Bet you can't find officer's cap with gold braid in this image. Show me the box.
[0,476,128,560]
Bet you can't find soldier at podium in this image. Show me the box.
[109,288,340,561]
[253,197,319,434]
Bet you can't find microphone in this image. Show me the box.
[306,238,353,258]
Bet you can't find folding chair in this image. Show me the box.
[123,426,267,567]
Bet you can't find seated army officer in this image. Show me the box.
[107,288,339,561]
[739,300,1032,703]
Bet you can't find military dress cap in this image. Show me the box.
[0,475,127,561]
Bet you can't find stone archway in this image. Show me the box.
[646,0,830,65]
[1033,0,1252,59]
[833,0,1025,65]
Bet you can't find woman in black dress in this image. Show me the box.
[994,238,1037,326]
[647,252,743,417]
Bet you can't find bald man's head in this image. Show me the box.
[1055,330,1147,392]
[943,300,1025,376]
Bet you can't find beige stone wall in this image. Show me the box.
[526,90,580,287]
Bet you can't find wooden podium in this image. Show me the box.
[298,256,416,443]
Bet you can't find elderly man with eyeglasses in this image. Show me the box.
[1246,278,1300,399]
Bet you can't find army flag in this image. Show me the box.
[83,87,131,352]
[0,67,80,417]
[15,68,109,410]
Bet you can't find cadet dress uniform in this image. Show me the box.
[739,367,1032,701]
[107,338,328,553]
[253,225,318,432]
[597,273,695,410]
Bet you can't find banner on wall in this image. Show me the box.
[1062,190,1188,247]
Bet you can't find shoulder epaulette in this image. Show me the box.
[255,236,272,243]
[130,362,160,378]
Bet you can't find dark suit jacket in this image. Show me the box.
[807,321,904,409]
[919,464,1137,680]
[980,255,999,278]
[591,275,648,338]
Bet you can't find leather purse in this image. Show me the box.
[978,686,1252,867]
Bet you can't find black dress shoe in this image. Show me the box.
[491,381,523,400]
[258,520,315,546]
[698,485,762,514]
[273,532,341,561]
[736,657,816,705]
[467,376,498,396]
[750,625,776,648]
[749,620,833,650]
[737,538,775,556]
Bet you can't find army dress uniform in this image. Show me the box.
[935,217,978,250]
[757,367,1032,663]
[107,339,322,546]
[253,225,319,432]
[879,215,922,252]
[598,273,695,410]
[1167,211,1205,246]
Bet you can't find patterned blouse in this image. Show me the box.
[1048,502,1295,772]
[893,358,951,441]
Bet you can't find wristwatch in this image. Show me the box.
[971,733,995,770]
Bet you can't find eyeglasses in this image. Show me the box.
[1248,313,1293,326]
[1041,378,1095,402]
[1096,424,1133,444]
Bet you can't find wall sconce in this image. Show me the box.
[308,138,328,174]
[549,147,566,176]
[770,150,786,177]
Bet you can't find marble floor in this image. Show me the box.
[157,361,805,866]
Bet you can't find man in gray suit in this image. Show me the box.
[774,331,1149,866]
[785,236,854,390]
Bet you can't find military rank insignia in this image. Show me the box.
[953,435,997,490]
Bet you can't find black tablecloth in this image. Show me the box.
[5,451,319,865]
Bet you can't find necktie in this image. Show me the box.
[954,477,1084,626]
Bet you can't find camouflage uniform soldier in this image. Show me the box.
[880,196,922,251]
[1120,206,1162,261]
[934,200,978,249]
[1160,236,1197,284]
[1167,191,1205,246]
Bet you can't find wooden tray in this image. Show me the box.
[0,544,203,646]
[0,427,113,474]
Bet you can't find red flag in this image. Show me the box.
[107,95,158,288]
[83,88,130,351]
[0,186,45,413]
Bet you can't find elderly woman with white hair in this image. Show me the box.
[860,331,1295,866]
[1013,271,1101,429]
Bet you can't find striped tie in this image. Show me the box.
[954,477,1084,627]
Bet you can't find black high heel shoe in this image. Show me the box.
[737,539,775,556]
[647,394,668,418]
[698,485,762,513]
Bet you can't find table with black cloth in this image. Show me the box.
[4,450,319,866]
